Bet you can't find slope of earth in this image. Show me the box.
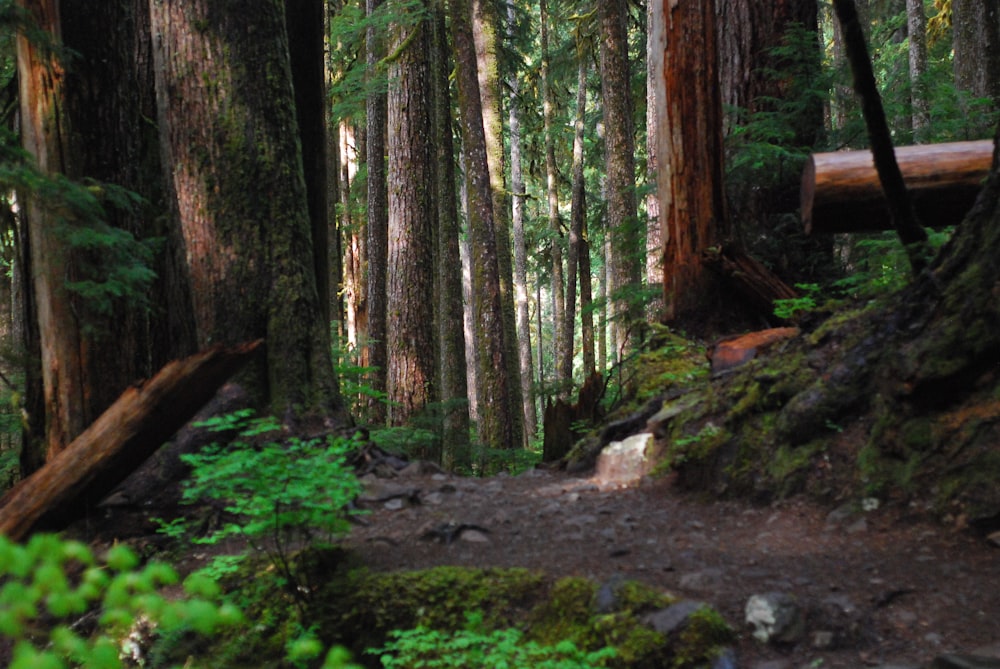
[345,464,1000,669]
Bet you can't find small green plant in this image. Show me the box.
[158,411,364,607]
[371,611,617,669]
[0,533,241,669]
[772,283,821,320]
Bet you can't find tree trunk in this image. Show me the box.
[472,0,524,447]
[653,0,728,326]
[431,1,471,471]
[540,0,566,394]
[149,0,343,420]
[365,0,389,425]
[600,0,641,352]
[563,54,588,387]
[953,0,1000,106]
[507,0,537,443]
[451,0,517,453]
[385,2,436,429]
[645,0,663,320]
[906,0,930,141]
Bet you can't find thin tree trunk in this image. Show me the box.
[365,0,389,425]
[645,0,663,321]
[563,53,587,387]
[906,0,929,141]
[540,0,566,395]
[600,0,641,354]
[431,0,471,470]
[833,0,929,273]
[507,0,536,443]
[450,0,517,453]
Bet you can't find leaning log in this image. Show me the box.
[0,340,262,541]
[801,140,993,234]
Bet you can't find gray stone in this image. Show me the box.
[931,654,1000,669]
[987,530,1000,547]
[593,432,655,486]
[679,568,725,592]
[642,600,709,635]
[745,592,805,644]
[751,661,791,669]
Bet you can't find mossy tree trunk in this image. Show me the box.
[430,1,471,471]
[149,0,344,421]
[450,0,517,453]
[600,0,642,356]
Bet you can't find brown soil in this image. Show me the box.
[343,465,1000,669]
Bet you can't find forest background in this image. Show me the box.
[0,0,996,482]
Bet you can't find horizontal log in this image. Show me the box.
[0,340,262,541]
[801,140,993,234]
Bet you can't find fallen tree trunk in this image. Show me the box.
[801,139,992,233]
[0,340,262,541]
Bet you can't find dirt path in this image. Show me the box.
[345,466,1000,669]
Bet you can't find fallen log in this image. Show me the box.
[0,340,262,541]
[801,139,993,234]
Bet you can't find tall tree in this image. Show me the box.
[653,0,728,325]
[430,0,471,470]
[149,0,343,420]
[952,0,1000,106]
[507,0,536,442]
[599,0,641,356]
[562,52,588,385]
[366,0,389,425]
[539,0,567,392]
[472,0,524,445]
[385,0,436,428]
[907,0,930,140]
[644,0,663,320]
[450,0,517,453]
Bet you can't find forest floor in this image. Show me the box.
[341,463,1000,669]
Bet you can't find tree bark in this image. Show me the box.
[472,0,524,446]
[645,0,663,320]
[653,0,728,326]
[0,341,261,541]
[149,0,343,420]
[953,0,1000,106]
[906,0,930,140]
[563,53,588,387]
[450,0,517,452]
[386,2,436,428]
[600,0,641,355]
[540,0,566,394]
[366,0,389,425]
[507,0,537,443]
[431,0,471,470]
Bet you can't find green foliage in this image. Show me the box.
[773,283,821,320]
[0,127,158,336]
[372,610,618,669]
[159,411,364,604]
[0,533,241,669]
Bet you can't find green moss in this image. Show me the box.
[672,607,735,668]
